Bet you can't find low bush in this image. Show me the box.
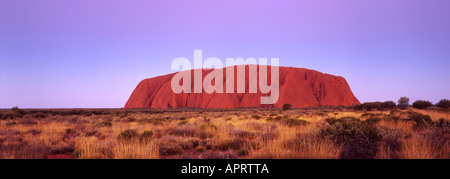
[33,112,49,119]
[216,139,246,151]
[1,113,15,120]
[169,124,197,137]
[435,118,450,128]
[159,142,184,156]
[252,115,261,120]
[412,100,432,109]
[94,121,112,127]
[407,113,433,130]
[355,102,386,111]
[437,99,450,109]
[380,101,396,110]
[321,117,381,159]
[282,103,292,111]
[232,129,255,139]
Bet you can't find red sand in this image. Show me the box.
[125,65,360,109]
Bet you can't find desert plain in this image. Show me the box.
[0,104,448,159]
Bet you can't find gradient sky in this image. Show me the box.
[0,0,449,108]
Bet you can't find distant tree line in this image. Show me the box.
[354,97,450,111]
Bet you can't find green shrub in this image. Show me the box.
[412,100,432,109]
[437,99,450,109]
[282,103,292,111]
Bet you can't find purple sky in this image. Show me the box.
[1,0,449,108]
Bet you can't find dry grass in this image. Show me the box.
[400,134,435,159]
[0,107,448,159]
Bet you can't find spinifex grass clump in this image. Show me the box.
[118,129,154,142]
[118,129,139,141]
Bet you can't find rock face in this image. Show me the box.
[125,65,360,109]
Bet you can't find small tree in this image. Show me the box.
[282,103,292,111]
[412,100,432,109]
[437,99,450,109]
[11,106,25,118]
[398,97,410,109]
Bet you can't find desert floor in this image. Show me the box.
[0,107,448,159]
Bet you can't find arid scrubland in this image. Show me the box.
[0,107,448,159]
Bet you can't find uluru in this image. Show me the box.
[124,65,360,109]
